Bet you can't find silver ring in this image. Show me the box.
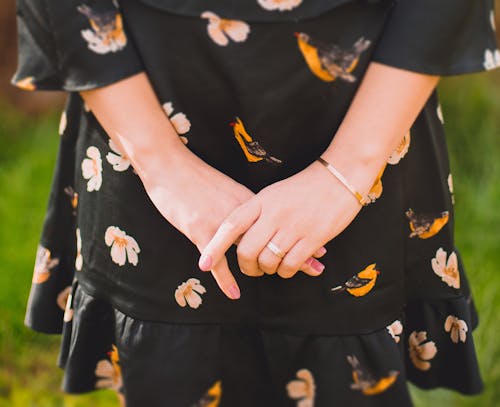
[266,241,285,258]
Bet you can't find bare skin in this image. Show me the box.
[80,73,326,301]
[199,62,440,278]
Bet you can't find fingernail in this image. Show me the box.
[229,284,241,300]
[307,257,325,274]
[199,254,212,270]
[317,246,327,256]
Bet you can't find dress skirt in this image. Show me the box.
[15,0,499,405]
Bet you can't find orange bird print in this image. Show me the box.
[194,380,222,407]
[230,117,282,164]
[295,33,371,82]
[331,263,380,297]
[406,208,449,239]
[347,355,399,396]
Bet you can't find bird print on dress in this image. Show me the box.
[192,381,222,407]
[347,355,399,396]
[32,245,59,283]
[387,132,411,165]
[331,263,379,297]
[64,186,79,215]
[295,33,371,82]
[230,117,283,164]
[78,4,127,54]
[405,209,449,239]
[95,344,125,404]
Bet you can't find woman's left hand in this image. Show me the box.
[198,160,365,278]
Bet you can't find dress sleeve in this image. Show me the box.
[371,0,500,75]
[12,0,144,92]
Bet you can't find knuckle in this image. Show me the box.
[278,268,296,279]
[258,256,276,271]
[236,244,257,262]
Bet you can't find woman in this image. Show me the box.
[13,0,499,405]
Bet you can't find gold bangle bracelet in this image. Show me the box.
[316,156,370,207]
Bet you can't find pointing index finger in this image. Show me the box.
[198,200,261,271]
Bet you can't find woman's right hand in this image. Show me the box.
[141,143,255,300]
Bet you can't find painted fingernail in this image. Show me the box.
[307,257,325,274]
[317,246,327,256]
[199,254,212,270]
[229,284,241,300]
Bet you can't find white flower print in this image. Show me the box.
[447,173,455,205]
[106,138,131,171]
[431,248,460,289]
[174,278,206,309]
[201,11,250,46]
[483,48,500,70]
[436,103,444,124]
[286,369,315,407]
[56,286,71,310]
[387,320,403,343]
[104,226,141,266]
[78,5,127,54]
[162,102,191,144]
[33,245,59,283]
[57,286,74,322]
[82,146,103,192]
[59,111,67,135]
[408,331,437,371]
[75,228,83,271]
[258,0,303,12]
[444,315,468,343]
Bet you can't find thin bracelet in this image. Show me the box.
[316,156,371,207]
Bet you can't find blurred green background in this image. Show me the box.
[1,2,500,407]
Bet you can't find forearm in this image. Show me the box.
[80,72,196,190]
[321,62,440,197]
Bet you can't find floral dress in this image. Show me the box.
[13,0,500,406]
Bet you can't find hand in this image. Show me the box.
[199,160,363,278]
[142,146,328,298]
[142,144,255,300]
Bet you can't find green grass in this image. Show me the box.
[0,71,499,406]
[0,103,119,406]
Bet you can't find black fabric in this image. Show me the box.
[12,0,144,91]
[14,0,498,404]
[372,0,499,75]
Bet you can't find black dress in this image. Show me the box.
[13,0,500,405]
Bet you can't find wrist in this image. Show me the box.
[319,142,388,202]
[129,135,189,190]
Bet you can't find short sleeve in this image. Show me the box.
[12,0,144,92]
[371,0,500,76]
